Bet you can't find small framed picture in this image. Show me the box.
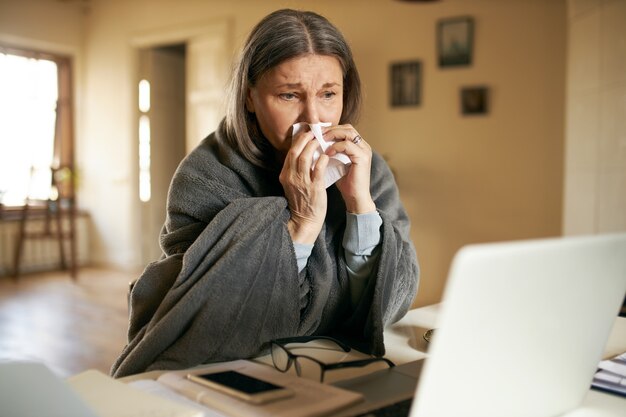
[390,61,422,107]
[460,86,489,115]
[437,16,474,68]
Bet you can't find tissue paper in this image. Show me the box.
[292,122,351,188]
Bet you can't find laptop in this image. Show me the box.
[333,233,626,417]
[0,361,99,417]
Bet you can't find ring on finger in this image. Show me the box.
[352,135,363,145]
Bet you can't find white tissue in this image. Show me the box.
[292,122,351,188]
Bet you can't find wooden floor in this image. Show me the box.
[0,267,139,377]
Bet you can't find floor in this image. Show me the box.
[0,267,139,377]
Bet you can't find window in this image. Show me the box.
[0,46,74,207]
[138,79,151,202]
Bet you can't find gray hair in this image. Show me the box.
[224,9,362,169]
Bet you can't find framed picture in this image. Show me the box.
[460,86,489,115]
[437,16,474,68]
[390,61,422,107]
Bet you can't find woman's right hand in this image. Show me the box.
[280,130,329,244]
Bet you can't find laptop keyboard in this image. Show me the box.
[356,398,413,417]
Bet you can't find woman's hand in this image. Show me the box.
[280,129,330,244]
[324,125,376,214]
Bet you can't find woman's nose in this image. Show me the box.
[300,98,320,124]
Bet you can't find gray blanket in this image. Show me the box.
[111,121,419,377]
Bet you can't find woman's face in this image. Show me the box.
[246,54,344,158]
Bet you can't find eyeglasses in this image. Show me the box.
[270,336,395,383]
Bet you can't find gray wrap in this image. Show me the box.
[110,121,419,377]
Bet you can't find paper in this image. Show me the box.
[292,122,351,188]
[591,351,626,397]
[598,354,626,377]
[130,379,227,417]
[594,371,626,386]
[67,369,204,417]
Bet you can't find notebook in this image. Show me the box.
[335,233,626,417]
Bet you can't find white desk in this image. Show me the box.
[121,305,626,416]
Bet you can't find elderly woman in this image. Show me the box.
[111,9,419,378]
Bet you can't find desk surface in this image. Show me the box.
[121,305,626,416]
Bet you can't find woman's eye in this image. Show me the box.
[279,93,297,101]
[322,91,336,99]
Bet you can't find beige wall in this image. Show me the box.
[0,0,84,49]
[564,0,626,236]
[0,0,568,307]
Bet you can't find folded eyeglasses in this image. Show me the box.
[270,336,395,383]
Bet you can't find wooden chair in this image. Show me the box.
[13,166,77,280]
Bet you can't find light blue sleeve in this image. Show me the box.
[293,242,314,272]
[342,211,382,307]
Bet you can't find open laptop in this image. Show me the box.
[0,361,99,417]
[333,233,626,417]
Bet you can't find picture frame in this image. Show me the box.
[437,16,474,68]
[460,86,489,115]
[390,60,422,107]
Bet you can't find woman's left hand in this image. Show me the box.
[323,124,376,214]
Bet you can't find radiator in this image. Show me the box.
[0,214,90,277]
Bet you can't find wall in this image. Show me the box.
[564,0,626,235]
[0,0,567,307]
[339,0,566,305]
[0,0,84,50]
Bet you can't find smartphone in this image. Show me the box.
[186,370,294,405]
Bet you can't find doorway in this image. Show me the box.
[138,45,186,264]
[132,20,231,266]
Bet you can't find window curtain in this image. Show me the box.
[54,56,75,201]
